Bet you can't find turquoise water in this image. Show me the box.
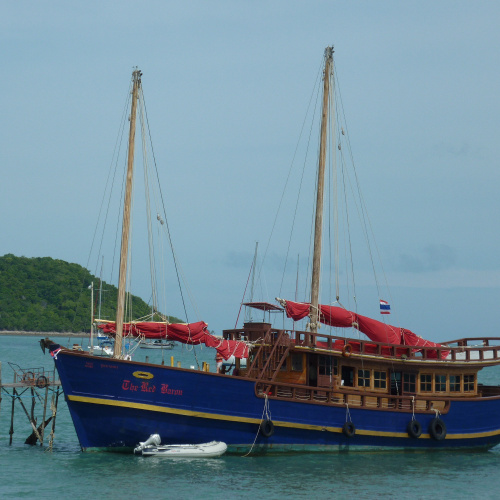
[2,335,500,499]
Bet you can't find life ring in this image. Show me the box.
[342,344,352,358]
[407,419,422,438]
[36,375,48,389]
[342,421,356,438]
[428,417,447,441]
[260,419,275,438]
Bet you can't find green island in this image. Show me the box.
[0,254,182,333]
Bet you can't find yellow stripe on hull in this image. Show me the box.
[67,394,500,440]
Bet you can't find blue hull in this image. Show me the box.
[53,350,500,452]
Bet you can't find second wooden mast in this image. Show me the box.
[309,47,333,335]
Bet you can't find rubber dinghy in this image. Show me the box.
[134,434,227,458]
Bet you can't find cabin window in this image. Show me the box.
[420,374,432,392]
[374,370,387,389]
[403,373,416,393]
[291,354,303,372]
[341,366,354,387]
[319,355,337,376]
[357,369,370,388]
[464,374,475,392]
[390,372,402,395]
[280,357,288,371]
[435,374,447,392]
[449,375,461,392]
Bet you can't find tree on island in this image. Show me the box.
[0,254,182,333]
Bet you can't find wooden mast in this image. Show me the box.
[114,69,141,358]
[310,47,333,334]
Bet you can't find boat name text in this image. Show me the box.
[121,380,183,396]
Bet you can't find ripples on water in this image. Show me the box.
[2,335,500,499]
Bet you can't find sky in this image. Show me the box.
[1,1,500,342]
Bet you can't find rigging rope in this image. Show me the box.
[138,89,159,313]
[259,59,323,297]
[87,81,132,276]
[234,258,254,328]
[141,90,200,369]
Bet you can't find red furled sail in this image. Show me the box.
[282,300,447,357]
[97,320,248,360]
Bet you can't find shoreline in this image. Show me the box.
[0,331,90,337]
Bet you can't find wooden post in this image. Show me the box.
[30,387,35,425]
[47,388,60,452]
[9,388,15,445]
[40,385,49,446]
[16,389,43,444]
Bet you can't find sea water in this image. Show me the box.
[1,335,500,499]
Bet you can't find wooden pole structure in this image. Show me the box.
[16,389,43,444]
[47,387,61,452]
[114,68,142,358]
[40,385,50,445]
[9,387,15,445]
[1,365,61,448]
[310,46,333,335]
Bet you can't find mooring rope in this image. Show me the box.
[345,402,352,423]
[242,394,271,458]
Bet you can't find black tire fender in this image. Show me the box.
[407,419,422,438]
[260,419,274,438]
[428,417,447,441]
[342,421,356,438]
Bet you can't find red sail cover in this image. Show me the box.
[283,300,447,357]
[97,321,248,360]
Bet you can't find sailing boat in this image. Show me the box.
[45,53,500,452]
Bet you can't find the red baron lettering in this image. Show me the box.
[122,380,182,396]
[141,381,156,393]
[122,380,139,391]
[161,384,183,396]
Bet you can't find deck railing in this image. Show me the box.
[255,380,452,414]
[223,328,500,363]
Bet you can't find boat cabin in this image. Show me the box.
[223,315,500,415]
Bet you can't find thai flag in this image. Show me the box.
[380,300,390,314]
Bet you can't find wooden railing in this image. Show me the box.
[223,327,500,363]
[255,380,452,414]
